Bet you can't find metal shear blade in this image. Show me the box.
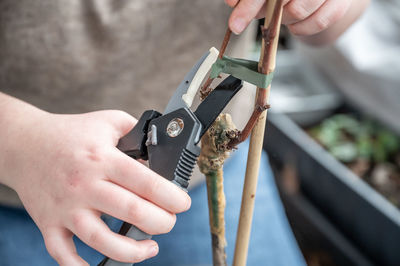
[194,75,242,139]
[163,51,210,114]
[163,47,220,115]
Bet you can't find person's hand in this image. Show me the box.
[225,0,352,36]
[0,97,191,265]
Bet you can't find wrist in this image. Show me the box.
[0,93,49,188]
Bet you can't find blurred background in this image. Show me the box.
[255,1,400,265]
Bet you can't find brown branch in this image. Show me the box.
[228,1,282,148]
[228,103,270,149]
[259,2,283,74]
[219,27,232,57]
[200,28,233,100]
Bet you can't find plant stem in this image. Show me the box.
[200,28,233,100]
[198,114,239,266]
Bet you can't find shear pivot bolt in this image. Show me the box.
[167,118,184,137]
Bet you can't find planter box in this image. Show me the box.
[264,112,400,266]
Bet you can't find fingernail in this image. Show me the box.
[148,245,158,257]
[231,17,246,34]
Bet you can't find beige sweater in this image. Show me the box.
[0,0,255,207]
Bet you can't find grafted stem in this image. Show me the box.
[198,114,239,266]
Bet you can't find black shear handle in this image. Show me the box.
[98,110,161,266]
[116,110,161,160]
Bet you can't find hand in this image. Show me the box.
[225,0,352,36]
[0,96,191,265]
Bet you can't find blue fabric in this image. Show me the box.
[0,142,305,266]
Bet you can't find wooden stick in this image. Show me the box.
[233,1,283,266]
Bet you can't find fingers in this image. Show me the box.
[282,0,325,25]
[226,0,350,37]
[287,0,351,36]
[228,0,266,34]
[109,150,191,214]
[89,180,177,235]
[68,210,158,263]
[43,228,88,266]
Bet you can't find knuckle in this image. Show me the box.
[163,214,177,234]
[86,145,103,163]
[330,6,346,25]
[127,200,143,224]
[145,176,162,199]
[286,3,308,21]
[71,212,86,233]
[314,15,330,32]
[87,230,103,247]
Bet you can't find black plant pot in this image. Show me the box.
[264,112,400,266]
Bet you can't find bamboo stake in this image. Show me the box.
[198,114,239,266]
[233,1,283,266]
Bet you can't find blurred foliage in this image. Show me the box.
[309,114,400,163]
[309,114,400,207]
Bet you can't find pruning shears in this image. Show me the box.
[98,49,243,266]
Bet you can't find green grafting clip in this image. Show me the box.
[209,56,274,89]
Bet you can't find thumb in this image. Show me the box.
[93,110,137,138]
[229,0,265,34]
